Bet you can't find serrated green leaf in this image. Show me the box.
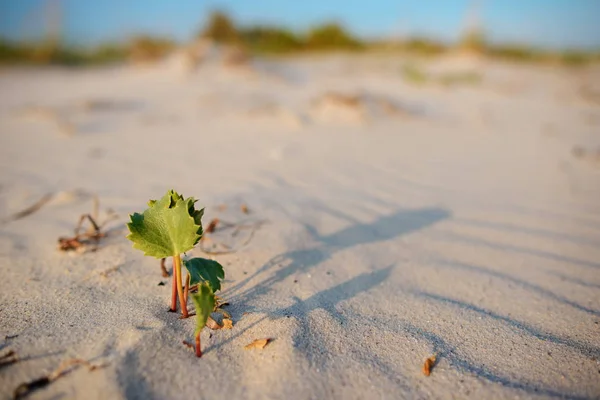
[126,190,204,258]
[184,257,224,292]
[191,283,215,335]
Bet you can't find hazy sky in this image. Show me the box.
[1,0,599,50]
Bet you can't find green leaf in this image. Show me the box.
[191,283,215,335]
[126,190,204,258]
[184,257,225,292]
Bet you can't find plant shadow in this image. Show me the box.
[224,207,451,305]
[435,260,600,317]
[202,207,450,394]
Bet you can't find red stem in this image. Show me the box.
[195,331,202,357]
[170,261,177,312]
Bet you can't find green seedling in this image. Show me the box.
[126,190,224,325]
[190,283,216,357]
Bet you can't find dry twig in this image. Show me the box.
[160,258,170,277]
[13,358,105,399]
[0,350,18,369]
[58,199,117,253]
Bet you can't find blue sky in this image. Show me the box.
[1,0,599,50]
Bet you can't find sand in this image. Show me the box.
[0,53,599,399]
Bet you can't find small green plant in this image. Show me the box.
[190,283,215,357]
[126,190,224,357]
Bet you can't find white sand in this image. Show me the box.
[0,54,599,399]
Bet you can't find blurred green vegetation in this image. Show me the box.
[0,10,598,66]
[304,23,363,51]
[239,26,303,54]
[201,11,362,54]
[0,35,174,66]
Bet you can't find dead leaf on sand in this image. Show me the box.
[206,317,222,330]
[244,338,271,350]
[222,319,233,329]
[422,355,437,376]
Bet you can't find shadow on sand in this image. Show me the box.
[224,207,451,304]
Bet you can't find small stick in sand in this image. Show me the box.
[160,258,170,277]
[13,358,105,399]
[0,350,18,369]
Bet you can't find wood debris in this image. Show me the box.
[58,214,105,252]
[244,338,271,350]
[13,358,105,399]
[0,349,18,369]
[57,198,117,253]
[160,258,169,277]
[222,319,233,329]
[422,355,436,376]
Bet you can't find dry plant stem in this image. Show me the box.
[160,258,169,277]
[173,254,188,318]
[195,331,202,357]
[75,214,100,237]
[13,358,102,400]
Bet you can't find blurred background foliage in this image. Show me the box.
[0,8,598,66]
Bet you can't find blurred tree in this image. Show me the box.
[200,11,240,44]
[305,22,362,50]
[240,26,303,53]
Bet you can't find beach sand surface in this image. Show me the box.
[0,55,599,399]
